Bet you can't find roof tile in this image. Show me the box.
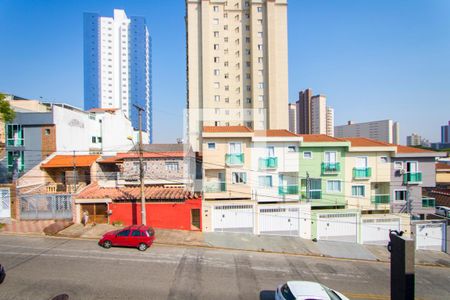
[41,155,99,168]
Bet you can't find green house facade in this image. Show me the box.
[297,138,350,208]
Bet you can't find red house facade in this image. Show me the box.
[76,184,202,231]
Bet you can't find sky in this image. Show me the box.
[0,0,449,144]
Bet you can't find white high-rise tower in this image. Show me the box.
[84,9,152,142]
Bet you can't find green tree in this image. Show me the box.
[0,93,15,122]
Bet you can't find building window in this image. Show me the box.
[258,175,272,188]
[303,151,312,159]
[213,18,219,25]
[214,69,220,76]
[394,190,407,201]
[98,137,102,143]
[232,172,247,184]
[287,146,297,153]
[214,95,220,102]
[92,136,97,143]
[394,161,403,170]
[6,124,24,146]
[214,82,220,89]
[351,185,365,197]
[246,98,251,104]
[327,180,342,193]
[380,156,389,163]
[258,95,264,101]
[214,44,219,50]
[213,5,219,12]
[214,31,219,37]
[207,142,216,150]
[165,162,179,172]
[258,82,264,89]
[214,57,220,63]
[225,97,230,103]
[257,6,262,12]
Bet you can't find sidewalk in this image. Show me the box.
[3,222,449,267]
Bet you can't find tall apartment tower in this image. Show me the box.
[335,120,400,144]
[84,9,152,142]
[295,89,334,135]
[288,103,297,133]
[186,0,289,151]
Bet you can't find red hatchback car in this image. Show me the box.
[99,225,155,251]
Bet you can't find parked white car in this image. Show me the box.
[435,206,450,218]
[275,281,349,300]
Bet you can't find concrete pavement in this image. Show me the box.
[4,223,450,267]
[0,235,449,300]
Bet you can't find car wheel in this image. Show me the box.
[138,243,148,251]
[103,240,112,249]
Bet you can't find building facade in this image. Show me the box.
[406,133,421,146]
[335,120,400,144]
[84,9,152,142]
[2,103,145,183]
[288,103,297,133]
[295,89,334,136]
[186,0,289,152]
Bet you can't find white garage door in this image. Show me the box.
[317,213,358,243]
[361,218,400,244]
[259,207,299,236]
[416,223,446,251]
[213,205,254,233]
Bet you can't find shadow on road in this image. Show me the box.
[260,290,275,300]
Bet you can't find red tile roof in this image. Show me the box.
[396,145,435,153]
[98,156,122,164]
[254,130,298,137]
[76,183,199,201]
[297,134,345,142]
[41,155,99,168]
[203,126,253,133]
[116,152,185,159]
[436,163,450,170]
[341,137,392,147]
[87,108,118,113]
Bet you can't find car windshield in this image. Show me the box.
[281,284,296,300]
[322,286,342,300]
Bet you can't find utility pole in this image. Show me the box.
[134,104,146,225]
[306,172,311,203]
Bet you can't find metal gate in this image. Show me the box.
[20,194,72,220]
[0,188,11,221]
[361,218,400,244]
[416,223,446,252]
[213,204,254,233]
[317,212,358,243]
[258,207,300,236]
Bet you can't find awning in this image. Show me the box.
[41,155,100,168]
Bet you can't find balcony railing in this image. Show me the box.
[7,138,24,147]
[301,190,322,200]
[225,153,244,166]
[321,162,340,174]
[353,167,372,179]
[204,181,227,193]
[422,197,435,208]
[278,185,299,195]
[371,194,390,204]
[403,172,422,184]
[259,157,278,169]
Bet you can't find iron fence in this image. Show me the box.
[20,194,72,220]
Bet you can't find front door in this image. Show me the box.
[191,209,201,229]
[80,203,108,224]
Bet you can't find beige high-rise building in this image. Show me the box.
[288,103,297,133]
[186,0,289,151]
[326,106,334,136]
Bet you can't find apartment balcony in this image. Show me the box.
[259,157,278,170]
[278,185,299,195]
[321,162,340,174]
[403,172,422,184]
[7,138,24,147]
[371,194,390,204]
[422,197,436,208]
[301,190,322,200]
[204,181,227,193]
[225,153,244,166]
[353,167,372,179]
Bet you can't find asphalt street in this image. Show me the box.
[0,235,449,300]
